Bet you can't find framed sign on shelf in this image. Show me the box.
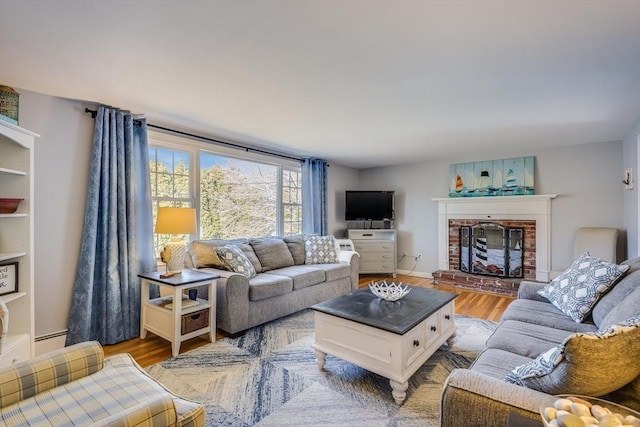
[0,262,18,296]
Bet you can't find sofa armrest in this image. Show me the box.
[0,341,104,408]
[339,250,360,291]
[196,267,251,334]
[440,369,551,427]
[517,280,549,302]
[92,394,178,427]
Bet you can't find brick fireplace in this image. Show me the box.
[432,195,556,296]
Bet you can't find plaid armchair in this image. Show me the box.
[0,341,204,426]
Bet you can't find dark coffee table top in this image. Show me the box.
[311,286,457,335]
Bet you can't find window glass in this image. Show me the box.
[282,169,302,235]
[200,152,277,239]
[149,147,193,255]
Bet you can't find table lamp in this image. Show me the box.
[155,207,196,275]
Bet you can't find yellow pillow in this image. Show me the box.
[189,240,227,269]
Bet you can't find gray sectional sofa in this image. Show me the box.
[185,235,359,335]
[440,256,640,427]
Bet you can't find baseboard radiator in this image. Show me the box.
[35,330,67,356]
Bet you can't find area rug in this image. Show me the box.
[146,310,496,427]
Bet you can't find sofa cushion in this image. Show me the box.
[312,263,352,282]
[216,245,257,278]
[189,239,228,269]
[504,315,640,396]
[485,320,577,358]
[537,252,629,323]
[304,235,339,264]
[248,273,293,301]
[471,348,534,381]
[599,285,640,329]
[267,265,326,290]
[283,235,306,265]
[250,238,295,271]
[500,299,598,333]
[592,269,640,328]
[237,242,263,274]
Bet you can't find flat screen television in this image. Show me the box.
[345,191,394,221]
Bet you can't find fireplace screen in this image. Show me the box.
[460,223,524,278]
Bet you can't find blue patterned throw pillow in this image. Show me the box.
[216,245,257,278]
[505,346,563,386]
[537,252,629,322]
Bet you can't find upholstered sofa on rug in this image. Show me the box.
[0,341,204,426]
[441,254,640,427]
[185,235,359,334]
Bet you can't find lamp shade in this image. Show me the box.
[155,207,196,235]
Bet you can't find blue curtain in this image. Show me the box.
[302,158,328,235]
[66,107,156,346]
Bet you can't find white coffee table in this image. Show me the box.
[311,287,457,404]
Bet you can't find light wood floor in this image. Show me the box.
[104,274,513,367]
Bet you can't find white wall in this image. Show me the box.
[622,119,640,258]
[358,140,625,276]
[16,89,94,338]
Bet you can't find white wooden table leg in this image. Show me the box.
[314,349,327,371]
[140,279,149,339]
[172,287,182,357]
[390,379,408,405]
[208,281,216,343]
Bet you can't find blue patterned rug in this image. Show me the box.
[146,310,496,426]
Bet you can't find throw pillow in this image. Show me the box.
[189,240,228,269]
[537,252,629,322]
[216,245,257,278]
[249,238,295,272]
[304,235,339,264]
[505,315,640,396]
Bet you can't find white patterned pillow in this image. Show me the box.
[216,245,257,278]
[304,235,339,264]
[537,252,629,322]
[505,315,640,395]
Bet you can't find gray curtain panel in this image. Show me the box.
[66,107,156,346]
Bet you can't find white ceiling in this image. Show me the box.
[1,0,639,169]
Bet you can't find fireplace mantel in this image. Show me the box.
[433,194,557,282]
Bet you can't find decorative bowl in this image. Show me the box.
[540,395,640,427]
[368,281,411,301]
[0,198,23,214]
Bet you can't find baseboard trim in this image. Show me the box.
[396,270,433,279]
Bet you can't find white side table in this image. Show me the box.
[139,269,218,357]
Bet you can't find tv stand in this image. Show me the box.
[348,229,397,277]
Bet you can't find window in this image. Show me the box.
[149,147,194,254]
[149,137,302,254]
[282,168,302,235]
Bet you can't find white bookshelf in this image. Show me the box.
[0,121,38,367]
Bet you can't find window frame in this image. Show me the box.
[148,130,302,244]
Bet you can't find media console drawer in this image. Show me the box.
[349,229,396,276]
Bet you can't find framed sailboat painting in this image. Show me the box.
[448,156,535,197]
